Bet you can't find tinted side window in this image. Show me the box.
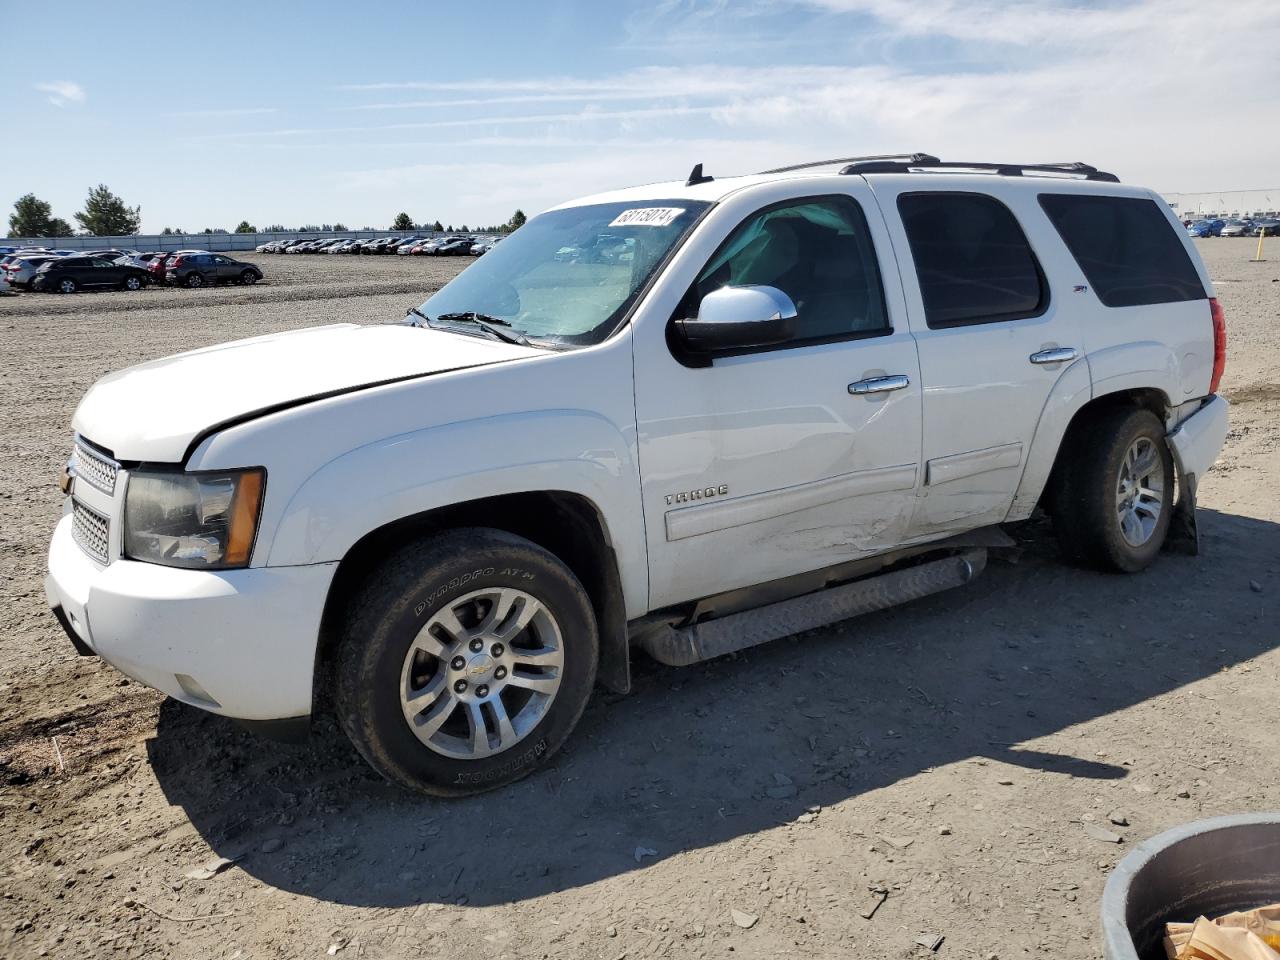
[693,195,889,344]
[897,193,1046,328]
[1039,194,1205,307]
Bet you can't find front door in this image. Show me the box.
[632,182,924,610]
[212,255,237,281]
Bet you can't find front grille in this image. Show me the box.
[72,437,119,495]
[72,499,110,564]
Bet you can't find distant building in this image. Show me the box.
[1162,189,1280,220]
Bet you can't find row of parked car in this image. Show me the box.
[256,235,500,256]
[1184,217,1280,238]
[0,246,263,293]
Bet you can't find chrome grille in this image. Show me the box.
[72,437,119,495]
[72,499,110,564]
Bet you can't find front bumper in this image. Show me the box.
[46,513,337,721]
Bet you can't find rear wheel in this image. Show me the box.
[57,278,77,294]
[336,528,598,796]
[186,272,204,289]
[1052,407,1174,572]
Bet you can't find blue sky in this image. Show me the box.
[3,0,1276,232]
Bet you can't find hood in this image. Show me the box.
[73,323,538,462]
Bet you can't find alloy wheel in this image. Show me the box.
[1115,436,1165,547]
[399,587,564,760]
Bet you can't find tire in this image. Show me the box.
[57,278,77,294]
[1052,407,1174,573]
[122,274,142,291]
[186,272,204,289]
[335,528,598,797]
[240,270,258,285]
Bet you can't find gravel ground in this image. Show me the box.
[0,241,1276,960]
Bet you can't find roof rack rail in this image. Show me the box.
[839,158,1120,182]
[758,152,939,175]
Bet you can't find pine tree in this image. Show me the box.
[74,184,141,236]
[8,194,57,237]
[234,220,257,233]
[392,212,414,231]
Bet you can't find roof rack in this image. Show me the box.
[758,153,940,175]
[839,158,1120,183]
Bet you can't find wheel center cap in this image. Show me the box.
[466,654,496,681]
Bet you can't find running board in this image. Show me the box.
[640,548,987,667]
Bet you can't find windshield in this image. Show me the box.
[418,199,710,346]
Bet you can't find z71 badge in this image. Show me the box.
[665,484,728,506]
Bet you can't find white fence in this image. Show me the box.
[3,230,439,253]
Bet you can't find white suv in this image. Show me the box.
[46,154,1229,795]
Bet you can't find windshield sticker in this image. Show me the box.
[608,207,686,228]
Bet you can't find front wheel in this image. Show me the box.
[1052,407,1174,572]
[240,270,258,285]
[336,528,598,796]
[122,274,143,291]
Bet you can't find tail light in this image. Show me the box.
[1209,297,1227,394]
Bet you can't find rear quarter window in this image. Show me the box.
[1038,194,1206,307]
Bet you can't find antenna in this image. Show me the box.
[686,163,714,187]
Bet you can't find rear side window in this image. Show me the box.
[1039,194,1206,307]
[897,193,1046,328]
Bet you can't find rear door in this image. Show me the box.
[869,178,1088,539]
[194,255,216,280]
[90,256,124,286]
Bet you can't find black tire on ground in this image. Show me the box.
[57,278,77,294]
[335,528,599,797]
[240,270,258,285]
[186,272,203,288]
[122,274,142,291]
[1052,406,1174,573]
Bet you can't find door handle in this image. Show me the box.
[1029,347,1078,365]
[848,374,911,395]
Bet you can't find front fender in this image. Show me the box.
[265,410,648,617]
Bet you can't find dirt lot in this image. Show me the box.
[1,242,1276,960]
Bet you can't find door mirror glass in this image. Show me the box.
[675,284,797,353]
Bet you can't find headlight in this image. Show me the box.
[124,468,265,569]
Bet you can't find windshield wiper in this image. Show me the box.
[434,311,530,346]
[405,306,431,327]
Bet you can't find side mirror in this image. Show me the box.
[675,285,797,353]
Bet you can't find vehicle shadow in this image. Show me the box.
[148,507,1277,908]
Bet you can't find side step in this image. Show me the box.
[641,548,987,667]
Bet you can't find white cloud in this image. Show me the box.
[173,1,1280,224]
[35,81,85,107]
[165,107,280,118]
[191,104,723,142]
